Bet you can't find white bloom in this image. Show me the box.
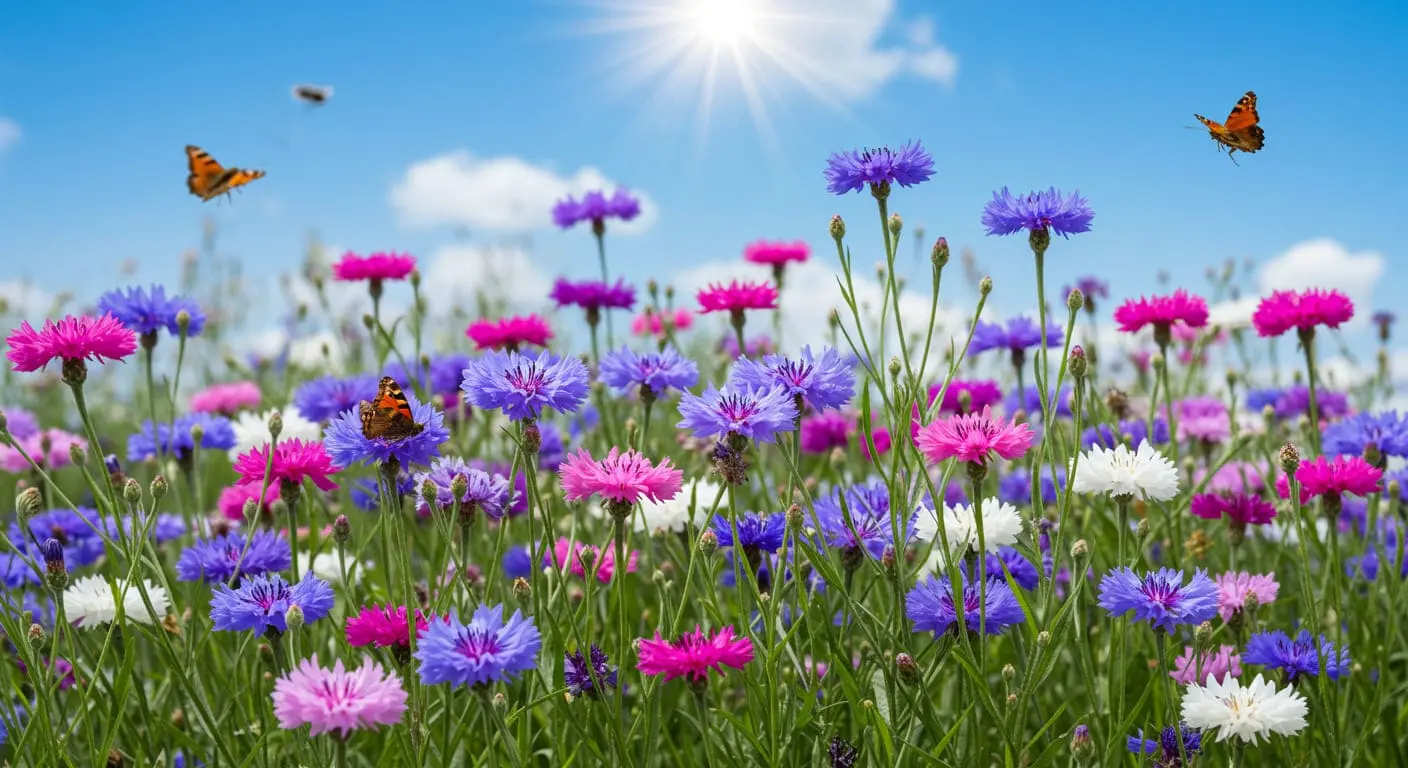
[64,574,170,629]
[304,550,363,585]
[634,478,723,534]
[915,497,1023,557]
[1181,674,1308,744]
[229,408,322,459]
[1071,440,1179,501]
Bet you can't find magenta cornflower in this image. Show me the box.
[743,240,810,267]
[466,314,553,352]
[331,251,416,282]
[1189,492,1277,526]
[545,537,638,583]
[932,380,1003,415]
[5,313,137,378]
[345,604,428,651]
[549,278,636,316]
[1112,290,1210,339]
[271,655,408,737]
[189,380,262,416]
[637,625,754,683]
[914,406,1034,466]
[800,411,851,454]
[632,308,693,338]
[233,438,340,492]
[1170,645,1242,685]
[1275,455,1382,503]
[1252,288,1355,338]
[697,280,779,316]
[1215,571,1279,622]
[559,448,683,512]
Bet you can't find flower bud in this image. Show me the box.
[1036,630,1051,648]
[577,546,598,573]
[69,440,87,467]
[284,604,305,631]
[333,514,351,545]
[786,504,804,531]
[1194,621,1214,651]
[242,498,259,522]
[894,652,919,684]
[512,576,531,603]
[421,478,439,508]
[267,411,283,441]
[16,487,42,520]
[1279,443,1301,475]
[829,214,846,241]
[124,478,142,504]
[493,692,508,713]
[150,475,168,501]
[1071,539,1089,560]
[1001,663,1016,683]
[887,357,901,378]
[888,213,902,237]
[931,237,949,268]
[27,622,46,652]
[1070,724,1093,758]
[175,309,192,336]
[1069,345,1087,379]
[699,529,719,556]
[362,313,376,331]
[1066,288,1084,313]
[979,276,993,296]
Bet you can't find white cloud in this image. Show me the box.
[0,119,19,155]
[1207,297,1259,331]
[0,280,59,318]
[900,17,960,86]
[774,1,960,98]
[419,244,553,312]
[389,151,658,234]
[1256,239,1384,306]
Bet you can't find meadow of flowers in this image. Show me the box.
[0,141,1401,767]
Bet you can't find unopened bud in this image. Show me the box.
[786,504,804,531]
[888,213,902,237]
[176,309,192,335]
[1036,630,1051,648]
[1066,288,1084,313]
[284,604,305,631]
[267,411,283,440]
[829,215,846,241]
[1135,518,1151,541]
[333,514,351,545]
[887,357,901,378]
[27,622,46,650]
[1071,539,1089,560]
[449,473,469,502]
[69,441,87,466]
[931,237,949,268]
[150,475,168,501]
[493,692,508,713]
[1069,345,1087,379]
[410,269,422,289]
[124,478,142,504]
[1194,621,1214,651]
[1279,443,1301,475]
[895,652,919,684]
[699,529,719,556]
[979,276,993,296]
[512,576,531,603]
[189,421,204,445]
[16,487,42,520]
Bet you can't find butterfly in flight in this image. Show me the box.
[359,377,425,441]
[291,84,333,105]
[1194,91,1265,164]
[185,145,265,202]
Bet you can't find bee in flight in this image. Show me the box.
[1194,91,1265,165]
[185,145,265,203]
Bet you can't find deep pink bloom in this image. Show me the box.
[1215,571,1279,621]
[331,251,416,282]
[1170,645,1242,685]
[914,406,1033,465]
[233,438,339,491]
[0,428,86,473]
[637,625,754,683]
[271,655,408,737]
[743,240,810,267]
[632,308,694,337]
[559,447,683,506]
[1275,455,1381,502]
[466,314,553,351]
[345,604,428,649]
[1252,288,1354,338]
[189,380,262,415]
[1189,491,1276,525]
[932,380,1003,415]
[1112,290,1209,335]
[545,537,638,583]
[697,280,779,314]
[1177,396,1231,443]
[16,656,77,690]
[217,482,278,522]
[5,313,137,373]
[800,411,851,454]
[858,421,891,460]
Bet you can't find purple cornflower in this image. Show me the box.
[1081,417,1170,449]
[984,547,1039,591]
[503,546,533,579]
[428,354,473,397]
[1251,385,1350,421]
[824,141,935,195]
[414,604,542,687]
[813,478,916,559]
[710,511,786,554]
[96,284,206,338]
[677,383,798,443]
[1066,277,1109,304]
[563,645,618,698]
[292,374,379,422]
[412,457,512,520]
[730,345,856,413]
[598,346,699,399]
[537,421,566,472]
[981,187,1094,238]
[969,317,1065,357]
[323,386,449,470]
[209,572,334,635]
[1243,629,1350,681]
[477,460,529,516]
[349,472,415,512]
[127,413,236,461]
[461,350,590,421]
[1097,567,1219,633]
[175,530,291,583]
[1127,724,1202,767]
[1323,411,1408,459]
[906,574,1025,637]
[1,407,39,440]
[550,278,636,315]
[1005,384,1074,419]
[553,189,641,229]
[996,466,1066,507]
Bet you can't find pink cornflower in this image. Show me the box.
[1112,290,1209,338]
[914,406,1033,466]
[932,380,1003,415]
[1170,645,1242,685]
[0,428,86,473]
[1275,455,1381,503]
[637,625,754,683]
[1197,461,1266,494]
[800,411,851,454]
[1252,288,1354,338]
[466,314,553,351]
[743,240,810,267]
[859,421,891,460]
[632,308,694,338]
[5,313,137,378]
[1177,396,1231,443]
[345,604,428,650]
[697,280,779,315]
[271,655,408,737]
[559,447,683,511]
[331,251,416,282]
[217,482,278,522]
[1189,492,1276,525]
[233,438,340,492]
[189,380,262,415]
[545,537,638,583]
[1214,571,1279,621]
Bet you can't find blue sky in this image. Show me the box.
[0,0,1405,359]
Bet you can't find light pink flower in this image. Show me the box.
[331,251,416,282]
[545,537,638,583]
[271,655,408,737]
[1197,461,1266,494]
[1252,288,1354,338]
[637,625,754,683]
[914,406,1033,466]
[632,308,694,337]
[1112,290,1209,335]
[1177,396,1231,443]
[1275,455,1381,502]
[560,447,683,506]
[189,380,262,415]
[233,438,339,492]
[1215,571,1278,621]
[0,428,86,473]
[5,313,137,373]
[217,482,278,522]
[466,314,552,351]
[697,280,779,314]
[743,240,810,266]
[1170,645,1242,685]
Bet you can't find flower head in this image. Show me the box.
[549,278,636,313]
[1275,455,1381,503]
[0,428,87,473]
[413,457,512,520]
[1113,290,1210,335]
[598,345,699,398]
[1080,417,1170,450]
[677,383,798,443]
[914,406,1034,466]
[1170,646,1242,686]
[564,645,618,698]
[1072,441,1179,501]
[218,482,278,522]
[981,187,1094,238]
[331,251,416,282]
[1097,567,1219,633]
[292,374,380,422]
[916,497,1024,560]
[545,538,638,583]
[710,510,786,553]
[1243,629,1349,680]
[824,141,935,195]
[0,406,38,440]
[1252,288,1354,337]
[1180,674,1308,744]
[743,240,810,266]
[6,313,137,373]
[229,408,322,459]
[323,389,449,470]
[175,530,291,583]
[345,604,427,650]
[1191,493,1277,526]
[272,655,407,737]
[731,346,855,413]
[930,380,1003,415]
[635,477,720,534]
[415,604,542,687]
[1126,724,1203,766]
[1177,396,1231,443]
[189,381,261,415]
[233,438,340,492]
[813,478,916,558]
[632,307,693,338]
[906,574,1025,637]
[462,350,590,421]
[209,572,334,635]
[697,280,779,314]
[1323,411,1408,459]
[637,625,754,682]
[560,447,683,508]
[128,413,237,461]
[466,314,553,351]
[969,317,1064,356]
[63,574,170,629]
[553,189,641,229]
[97,285,206,338]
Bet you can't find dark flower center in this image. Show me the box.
[506,362,547,395]
[454,626,501,660]
[1139,579,1180,608]
[248,582,292,612]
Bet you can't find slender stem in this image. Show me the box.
[1301,330,1323,454]
[594,231,615,347]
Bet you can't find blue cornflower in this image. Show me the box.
[981,187,1094,238]
[721,549,825,593]
[412,457,511,520]
[24,508,107,567]
[1004,384,1074,419]
[292,374,380,422]
[824,141,935,195]
[106,513,186,545]
[415,604,542,687]
[323,386,449,470]
[568,404,599,442]
[429,354,473,397]
[1243,629,1350,680]
[503,546,533,579]
[349,471,414,512]
[96,284,206,338]
[730,345,855,412]
[996,467,1066,507]
[1081,417,1171,450]
[1251,385,1350,420]
[209,571,334,635]
[906,573,1025,637]
[984,547,1039,591]
[710,511,786,554]
[175,530,291,583]
[598,345,700,399]
[1097,567,1218,633]
[477,461,529,516]
[563,645,618,698]
[969,318,1065,356]
[128,413,236,461]
[814,478,916,559]
[0,699,29,747]
[1127,724,1202,766]
[382,359,432,395]
[677,383,798,443]
[0,590,53,631]
[537,421,566,472]
[173,752,205,768]
[462,350,590,421]
[1323,411,1408,459]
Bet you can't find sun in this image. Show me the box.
[683,0,761,46]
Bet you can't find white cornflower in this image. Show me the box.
[635,478,722,534]
[1071,440,1179,501]
[915,497,1024,557]
[64,574,170,629]
[1181,674,1308,744]
[304,550,364,585]
[229,408,322,460]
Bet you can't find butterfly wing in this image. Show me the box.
[1221,91,1265,153]
[359,377,425,441]
[292,85,332,104]
[186,145,226,199]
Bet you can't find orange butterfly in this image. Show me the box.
[1194,91,1265,164]
[359,377,425,441]
[185,145,265,202]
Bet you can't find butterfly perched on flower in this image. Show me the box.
[1194,91,1265,164]
[185,145,265,202]
[359,377,425,441]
